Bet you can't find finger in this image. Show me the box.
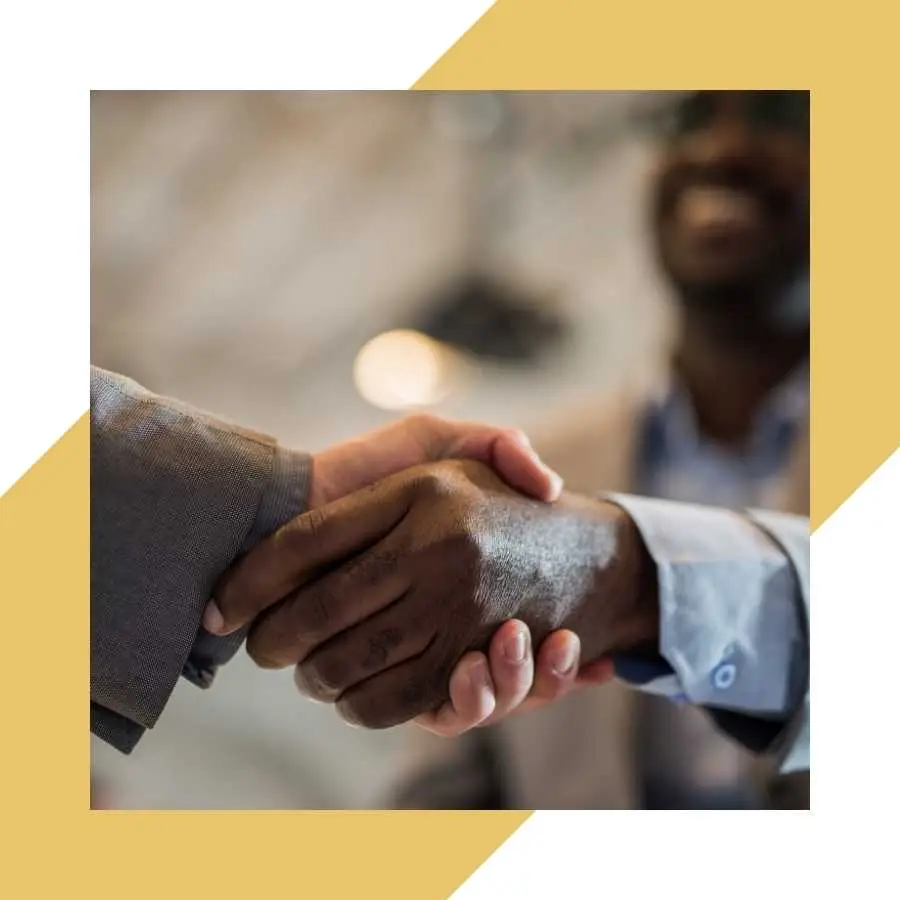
[209,477,412,635]
[437,422,563,503]
[311,415,562,507]
[292,592,433,700]
[576,657,616,686]
[478,620,533,723]
[531,630,581,702]
[414,654,496,737]
[245,537,409,669]
[507,647,614,721]
[491,431,564,502]
[335,643,460,730]
[308,417,443,507]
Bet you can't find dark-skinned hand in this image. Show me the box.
[207,459,658,729]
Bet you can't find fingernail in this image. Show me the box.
[467,659,492,692]
[550,642,578,677]
[202,600,225,635]
[544,469,564,498]
[503,630,528,664]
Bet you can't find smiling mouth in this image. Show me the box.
[674,184,768,240]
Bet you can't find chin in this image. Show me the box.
[666,262,768,303]
[672,274,810,345]
[661,247,787,302]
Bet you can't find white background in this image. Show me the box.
[2,1,895,894]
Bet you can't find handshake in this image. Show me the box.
[205,415,659,736]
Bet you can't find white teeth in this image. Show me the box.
[678,185,764,229]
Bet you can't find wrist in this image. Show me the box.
[606,505,660,653]
[558,495,660,662]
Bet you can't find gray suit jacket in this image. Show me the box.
[90,367,310,753]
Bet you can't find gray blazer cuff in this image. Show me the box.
[91,702,145,755]
[253,444,312,544]
[183,445,312,686]
[90,366,313,754]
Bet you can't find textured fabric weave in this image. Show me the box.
[608,495,809,772]
[90,367,310,752]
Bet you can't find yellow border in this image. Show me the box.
[416,0,899,528]
[3,0,898,896]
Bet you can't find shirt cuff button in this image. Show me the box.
[711,662,738,691]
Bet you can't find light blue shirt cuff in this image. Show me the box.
[605,495,804,722]
[745,508,810,772]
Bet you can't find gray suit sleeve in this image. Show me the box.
[90,367,310,753]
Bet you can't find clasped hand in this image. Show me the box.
[206,415,628,736]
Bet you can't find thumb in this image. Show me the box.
[440,422,564,502]
[311,414,563,506]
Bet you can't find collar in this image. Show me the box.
[643,361,809,460]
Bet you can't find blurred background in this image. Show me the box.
[91,90,676,809]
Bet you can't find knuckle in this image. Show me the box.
[294,587,332,637]
[509,427,530,444]
[360,626,404,672]
[418,467,452,498]
[297,506,328,543]
[416,460,468,500]
[406,412,440,435]
[337,546,394,592]
[441,526,485,573]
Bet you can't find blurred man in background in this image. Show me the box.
[394,90,810,810]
